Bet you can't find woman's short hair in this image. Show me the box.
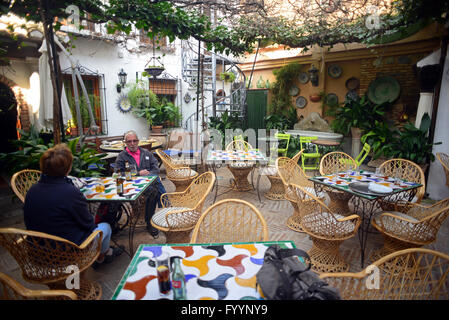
[40,144,73,177]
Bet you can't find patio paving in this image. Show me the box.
[1,165,448,300]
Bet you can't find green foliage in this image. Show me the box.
[128,80,161,126]
[326,95,388,136]
[287,136,301,158]
[219,71,236,83]
[208,110,242,148]
[66,137,106,178]
[361,120,395,159]
[268,62,302,115]
[67,93,99,128]
[379,113,441,164]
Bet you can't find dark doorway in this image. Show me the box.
[0,82,18,153]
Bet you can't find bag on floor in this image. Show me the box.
[95,203,124,234]
[256,245,341,300]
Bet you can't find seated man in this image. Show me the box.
[114,130,166,238]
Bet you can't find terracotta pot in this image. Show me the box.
[351,127,362,139]
[151,125,163,134]
[309,94,321,102]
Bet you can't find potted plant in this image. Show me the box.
[219,71,236,83]
[128,80,161,129]
[144,66,165,78]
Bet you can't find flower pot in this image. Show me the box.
[145,67,165,78]
[151,125,163,134]
[309,94,321,102]
[350,127,362,139]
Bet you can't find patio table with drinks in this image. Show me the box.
[111,241,296,300]
[309,170,422,268]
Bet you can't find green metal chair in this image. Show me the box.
[270,133,291,158]
[234,134,244,142]
[300,136,320,171]
[354,143,371,167]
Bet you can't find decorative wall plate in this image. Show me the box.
[345,77,360,90]
[296,96,307,109]
[346,90,360,102]
[116,94,132,113]
[298,72,309,84]
[328,64,342,78]
[367,76,400,104]
[326,93,339,106]
[184,92,192,103]
[289,85,300,96]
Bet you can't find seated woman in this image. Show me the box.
[23,143,123,268]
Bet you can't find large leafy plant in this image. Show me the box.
[66,137,107,177]
[361,120,395,159]
[208,110,242,148]
[379,113,440,164]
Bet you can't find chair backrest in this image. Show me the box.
[0,228,102,284]
[319,151,356,175]
[436,152,449,187]
[320,248,449,300]
[190,199,268,243]
[233,134,244,142]
[10,169,41,203]
[276,155,313,190]
[299,136,319,154]
[354,143,371,167]
[274,133,291,157]
[156,149,183,172]
[226,140,253,151]
[0,272,77,300]
[378,158,425,202]
[176,171,216,212]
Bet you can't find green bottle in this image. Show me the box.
[171,257,186,300]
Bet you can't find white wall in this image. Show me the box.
[426,45,449,200]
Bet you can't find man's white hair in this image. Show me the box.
[124,130,139,140]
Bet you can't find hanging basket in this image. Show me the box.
[144,66,165,78]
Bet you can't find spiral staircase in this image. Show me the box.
[181,40,247,133]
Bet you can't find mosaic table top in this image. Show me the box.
[112,241,296,300]
[309,170,422,200]
[79,176,156,201]
[206,150,268,164]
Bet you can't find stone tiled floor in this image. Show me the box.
[1,166,448,300]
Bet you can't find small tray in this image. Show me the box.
[349,182,392,197]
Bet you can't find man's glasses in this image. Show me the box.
[125,139,139,144]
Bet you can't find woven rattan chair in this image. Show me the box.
[291,184,361,273]
[10,169,41,203]
[151,171,216,243]
[377,158,426,212]
[320,248,449,300]
[225,140,255,191]
[319,152,357,215]
[156,149,199,192]
[190,199,269,243]
[0,228,102,300]
[436,152,449,188]
[370,197,449,262]
[0,272,77,300]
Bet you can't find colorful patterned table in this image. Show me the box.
[112,241,296,300]
[309,170,422,267]
[80,176,157,255]
[206,150,268,202]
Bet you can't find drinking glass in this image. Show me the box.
[94,178,105,193]
[130,164,138,178]
[154,252,171,295]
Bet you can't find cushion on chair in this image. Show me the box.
[374,212,434,242]
[302,212,356,237]
[167,168,198,179]
[152,207,200,229]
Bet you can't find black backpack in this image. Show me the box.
[256,245,341,300]
[95,203,128,234]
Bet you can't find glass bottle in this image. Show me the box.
[125,161,132,181]
[171,257,186,300]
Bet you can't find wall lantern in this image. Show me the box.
[117,68,127,93]
[308,64,319,87]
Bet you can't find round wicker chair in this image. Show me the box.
[0,228,102,300]
[276,151,323,232]
[370,197,449,262]
[377,158,426,212]
[436,152,449,188]
[319,152,357,215]
[151,171,216,243]
[190,199,269,243]
[0,272,78,300]
[320,248,449,300]
[291,184,361,273]
[225,140,256,191]
[156,149,199,192]
[10,169,41,203]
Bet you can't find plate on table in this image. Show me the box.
[296,96,307,109]
[298,72,309,84]
[328,64,342,78]
[349,182,392,196]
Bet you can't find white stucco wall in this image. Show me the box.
[425,45,449,200]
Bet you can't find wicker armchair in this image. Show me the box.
[370,197,449,262]
[0,272,77,300]
[377,158,425,212]
[225,140,255,191]
[0,228,102,300]
[436,152,449,188]
[320,248,449,300]
[151,171,216,243]
[156,149,199,192]
[276,152,320,232]
[290,184,361,273]
[190,199,269,243]
[10,169,41,203]
[319,152,357,215]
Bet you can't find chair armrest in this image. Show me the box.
[377,212,418,230]
[78,230,102,250]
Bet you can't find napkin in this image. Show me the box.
[368,182,392,194]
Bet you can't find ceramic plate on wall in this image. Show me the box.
[326,93,339,106]
[296,96,307,109]
[367,76,400,104]
[289,85,300,96]
[328,64,342,78]
[345,77,360,90]
[298,72,309,84]
[346,90,360,102]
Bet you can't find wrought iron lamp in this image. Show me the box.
[308,65,319,87]
[117,68,127,93]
